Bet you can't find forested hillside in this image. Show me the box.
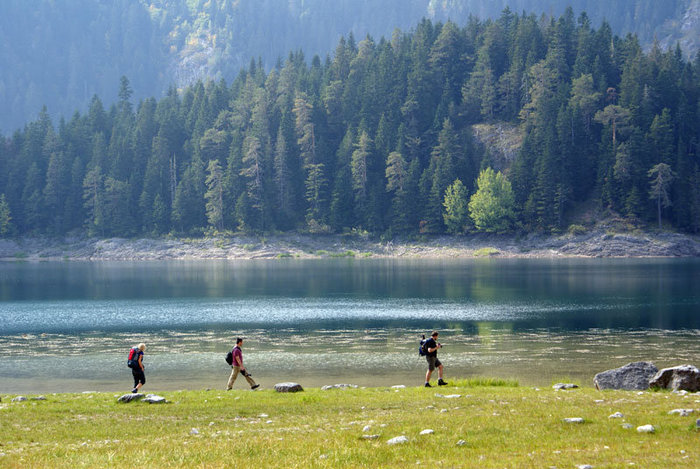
[1,9,698,239]
[0,0,166,134]
[1,0,697,133]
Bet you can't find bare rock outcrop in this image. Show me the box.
[594,362,658,390]
[649,365,700,392]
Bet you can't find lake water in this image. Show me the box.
[0,258,698,393]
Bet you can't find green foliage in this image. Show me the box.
[567,224,587,236]
[469,168,516,233]
[648,162,675,229]
[329,250,356,258]
[442,179,469,234]
[473,247,500,257]
[0,9,699,239]
[0,194,13,236]
[204,159,224,231]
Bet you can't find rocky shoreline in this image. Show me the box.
[0,228,698,261]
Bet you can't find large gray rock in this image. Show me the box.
[118,393,145,403]
[649,365,700,392]
[274,382,304,393]
[594,362,658,390]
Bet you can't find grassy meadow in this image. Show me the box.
[1,379,698,468]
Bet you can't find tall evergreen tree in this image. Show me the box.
[648,162,674,229]
[0,194,12,237]
[204,159,224,231]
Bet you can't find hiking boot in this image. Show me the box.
[251,384,260,390]
[424,382,431,387]
[437,379,448,386]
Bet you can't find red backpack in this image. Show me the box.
[127,347,139,368]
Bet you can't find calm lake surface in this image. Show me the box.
[0,258,698,393]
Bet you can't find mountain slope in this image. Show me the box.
[0,0,696,134]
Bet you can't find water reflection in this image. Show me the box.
[0,258,698,303]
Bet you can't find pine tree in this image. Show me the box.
[594,104,631,147]
[425,119,460,232]
[0,194,13,237]
[329,128,356,231]
[648,163,674,229]
[43,139,70,234]
[304,163,327,229]
[351,130,372,226]
[103,177,131,236]
[273,122,295,230]
[239,135,266,231]
[205,159,224,231]
[385,150,411,233]
[82,166,104,237]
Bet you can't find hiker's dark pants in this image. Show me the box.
[132,368,146,387]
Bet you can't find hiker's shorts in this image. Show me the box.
[426,356,442,371]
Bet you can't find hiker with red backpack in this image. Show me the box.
[127,343,146,393]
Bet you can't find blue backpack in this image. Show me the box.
[418,336,428,356]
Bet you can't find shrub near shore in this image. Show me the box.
[1,380,698,467]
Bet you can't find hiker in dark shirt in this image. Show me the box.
[424,331,447,387]
[227,337,259,390]
[131,343,146,393]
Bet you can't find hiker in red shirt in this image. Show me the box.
[226,337,259,390]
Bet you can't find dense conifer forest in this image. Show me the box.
[0,8,699,238]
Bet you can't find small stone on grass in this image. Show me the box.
[387,436,408,445]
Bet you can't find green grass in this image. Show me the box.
[329,250,356,258]
[1,383,698,468]
[473,247,500,257]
